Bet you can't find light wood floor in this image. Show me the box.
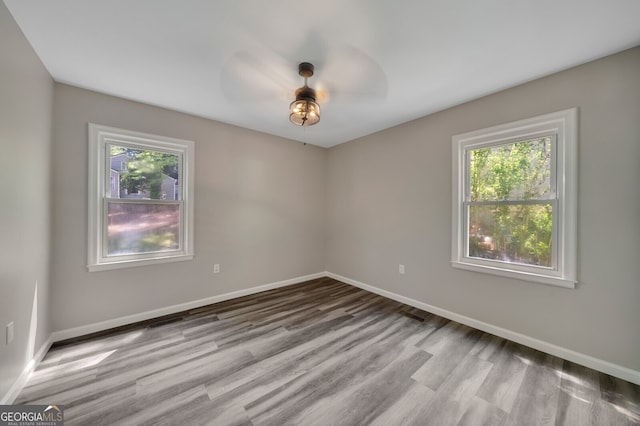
[17,277,640,425]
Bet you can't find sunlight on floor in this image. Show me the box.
[36,349,117,377]
[70,349,117,371]
[51,329,144,362]
[554,369,590,388]
[611,403,640,423]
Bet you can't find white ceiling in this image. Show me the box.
[5,1,640,148]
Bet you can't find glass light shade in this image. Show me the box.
[289,99,320,126]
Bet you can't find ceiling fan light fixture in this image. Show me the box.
[289,95,320,126]
[289,62,320,126]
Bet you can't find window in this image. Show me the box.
[88,124,194,271]
[452,109,577,287]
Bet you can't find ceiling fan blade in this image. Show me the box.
[316,46,388,102]
[220,43,387,109]
[220,51,296,103]
[314,88,329,104]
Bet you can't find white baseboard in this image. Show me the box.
[1,335,53,404]
[326,272,640,386]
[51,272,325,343]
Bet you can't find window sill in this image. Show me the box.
[451,260,576,288]
[88,253,193,272]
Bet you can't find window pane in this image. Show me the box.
[107,202,180,255]
[468,203,553,267]
[108,145,180,200]
[469,137,551,201]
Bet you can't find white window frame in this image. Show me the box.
[451,108,577,288]
[88,124,194,272]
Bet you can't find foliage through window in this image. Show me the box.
[468,137,553,267]
[452,109,577,287]
[88,124,194,271]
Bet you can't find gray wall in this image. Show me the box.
[51,84,327,331]
[0,2,54,399]
[326,47,640,372]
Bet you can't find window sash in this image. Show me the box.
[462,199,558,272]
[104,142,184,200]
[102,199,184,260]
[463,134,557,203]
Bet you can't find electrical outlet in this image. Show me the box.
[399,264,405,274]
[213,264,220,274]
[6,322,14,345]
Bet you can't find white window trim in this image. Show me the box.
[88,124,195,272]
[451,108,577,288]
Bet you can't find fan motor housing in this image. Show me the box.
[295,85,317,102]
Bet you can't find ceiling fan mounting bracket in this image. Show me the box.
[298,62,314,78]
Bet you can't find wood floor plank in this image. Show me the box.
[503,350,564,426]
[308,346,431,426]
[64,383,138,426]
[17,368,99,404]
[412,354,494,425]
[551,360,640,426]
[15,278,640,425]
[368,381,437,426]
[204,315,399,406]
[135,349,255,397]
[412,324,484,390]
[470,334,505,361]
[475,340,529,413]
[457,396,507,426]
[245,341,425,425]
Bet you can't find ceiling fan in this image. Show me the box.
[219,45,387,126]
[289,62,320,126]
